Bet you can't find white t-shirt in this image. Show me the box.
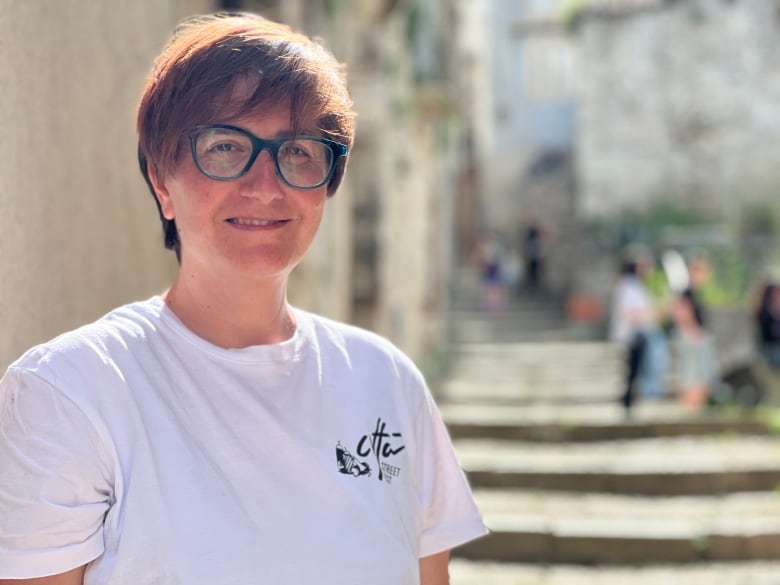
[609,275,655,346]
[0,297,486,584]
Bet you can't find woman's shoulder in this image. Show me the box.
[9,296,164,377]
[296,309,422,377]
[299,309,400,353]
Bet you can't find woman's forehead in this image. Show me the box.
[211,74,317,131]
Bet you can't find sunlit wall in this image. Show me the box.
[0,1,214,370]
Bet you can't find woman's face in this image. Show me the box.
[150,103,328,284]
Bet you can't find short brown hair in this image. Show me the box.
[137,12,355,258]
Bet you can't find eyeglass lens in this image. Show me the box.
[193,127,335,187]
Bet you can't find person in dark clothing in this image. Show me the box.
[523,225,544,293]
[756,283,780,368]
[623,327,648,411]
[684,254,711,328]
[681,287,706,331]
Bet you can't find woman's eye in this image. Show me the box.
[210,142,238,153]
[198,131,249,156]
[283,144,310,158]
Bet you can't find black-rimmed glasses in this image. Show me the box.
[186,124,349,190]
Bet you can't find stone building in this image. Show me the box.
[0,0,466,369]
[575,0,780,220]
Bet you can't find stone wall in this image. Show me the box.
[575,0,780,218]
[0,1,217,370]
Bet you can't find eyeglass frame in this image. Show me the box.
[184,124,350,190]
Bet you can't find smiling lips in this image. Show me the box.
[227,217,289,227]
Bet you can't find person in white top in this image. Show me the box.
[609,248,660,412]
[0,12,487,585]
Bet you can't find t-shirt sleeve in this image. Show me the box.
[0,366,113,578]
[413,379,488,557]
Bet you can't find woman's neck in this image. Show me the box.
[162,270,296,348]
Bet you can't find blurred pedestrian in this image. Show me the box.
[479,237,506,314]
[609,246,666,413]
[670,289,718,410]
[751,280,780,405]
[756,282,780,367]
[684,251,712,327]
[522,223,545,294]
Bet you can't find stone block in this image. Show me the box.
[551,535,699,564]
[454,530,552,563]
[708,534,780,561]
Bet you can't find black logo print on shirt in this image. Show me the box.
[336,441,372,477]
[336,417,405,484]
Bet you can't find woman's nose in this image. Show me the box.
[239,149,284,200]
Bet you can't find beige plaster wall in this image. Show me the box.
[0,1,218,370]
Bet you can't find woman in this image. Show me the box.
[670,289,717,410]
[0,13,486,584]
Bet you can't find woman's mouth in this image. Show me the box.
[227,218,289,227]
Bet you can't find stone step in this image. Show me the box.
[455,490,780,564]
[451,307,565,322]
[448,306,575,341]
[450,298,566,313]
[452,341,618,361]
[439,378,623,405]
[449,352,623,384]
[449,342,620,376]
[449,560,780,584]
[450,326,596,344]
[446,363,621,387]
[455,436,780,495]
[451,314,565,330]
[441,402,771,442]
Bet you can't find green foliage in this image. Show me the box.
[324,0,352,17]
[698,247,751,307]
[644,268,669,299]
[405,0,422,46]
[645,200,715,228]
[742,202,778,238]
[765,408,780,436]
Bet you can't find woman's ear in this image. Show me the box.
[147,164,175,220]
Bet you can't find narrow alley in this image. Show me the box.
[440,272,780,584]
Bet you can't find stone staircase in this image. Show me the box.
[439,288,780,584]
